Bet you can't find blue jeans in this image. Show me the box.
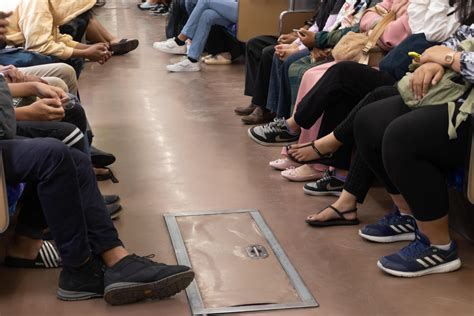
[266,49,310,118]
[182,0,238,60]
[185,0,198,14]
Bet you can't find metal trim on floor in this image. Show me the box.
[164,209,318,315]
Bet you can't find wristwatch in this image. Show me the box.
[445,52,456,65]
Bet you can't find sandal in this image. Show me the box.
[110,39,139,55]
[5,240,62,268]
[286,142,333,164]
[96,167,119,183]
[305,205,359,227]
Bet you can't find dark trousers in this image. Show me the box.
[244,36,278,107]
[4,138,122,266]
[16,104,89,154]
[354,96,470,221]
[206,26,244,60]
[334,86,400,203]
[292,62,396,169]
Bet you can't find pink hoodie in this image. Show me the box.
[359,0,411,51]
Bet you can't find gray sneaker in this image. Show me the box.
[303,170,344,196]
[248,118,299,146]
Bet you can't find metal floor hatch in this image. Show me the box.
[164,209,318,315]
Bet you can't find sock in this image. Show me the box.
[431,241,452,251]
[174,37,185,46]
[188,57,198,63]
[284,120,299,135]
[398,209,414,218]
[333,171,346,182]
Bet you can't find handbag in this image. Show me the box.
[397,38,474,139]
[332,9,396,67]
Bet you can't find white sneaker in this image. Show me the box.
[166,58,201,72]
[153,38,187,55]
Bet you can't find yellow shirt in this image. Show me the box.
[5,0,96,59]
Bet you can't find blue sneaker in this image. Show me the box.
[377,231,462,277]
[358,207,417,243]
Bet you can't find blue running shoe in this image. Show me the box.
[359,207,417,243]
[377,231,462,277]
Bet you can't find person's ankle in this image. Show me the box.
[101,247,130,267]
[332,198,357,214]
[174,37,186,46]
[285,120,300,134]
[6,235,43,260]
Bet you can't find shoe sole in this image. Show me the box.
[377,259,462,277]
[166,67,201,72]
[152,46,187,55]
[281,174,320,182]
[110,208,122,220]
[247,128,297,147]
[358,230,415,243]
[57,288,103,301]
[303,187,342,196]
[104,270,195,306]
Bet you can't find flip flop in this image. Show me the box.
[110,39,139,55]
[5,240,62,268]
[96,167,119,183]
[305,205,359,227]
[286,142,333,165]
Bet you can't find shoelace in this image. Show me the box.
[378,210,403,226]
[261,118,286,134]
[316,169,333,184]
[399,238,429,258]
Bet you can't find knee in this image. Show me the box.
[44,77,69,92]
[262,46,274,60]
[58,64,78,94]
[382,119,413,174]
[36,138,71,162]
[200,9,218,23]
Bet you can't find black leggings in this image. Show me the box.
[354,96,470,221]
[337,86,400,203]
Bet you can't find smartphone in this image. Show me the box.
[292,29,305,36]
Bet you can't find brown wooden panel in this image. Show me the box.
[237,0,288,42]
[280,11,315,35]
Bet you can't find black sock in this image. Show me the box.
[188,57,198,63]
[174,37,185,46]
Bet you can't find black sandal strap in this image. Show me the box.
[323,205,358,220]
[311,142,333,159]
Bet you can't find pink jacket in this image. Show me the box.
[359,0,411,51]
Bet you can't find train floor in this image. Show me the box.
[0,1,473,315]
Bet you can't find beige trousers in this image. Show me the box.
[19,63,78,95]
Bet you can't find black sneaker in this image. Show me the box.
[248,118,300,146]
[303,170,344,196]
[151,4,169,15]
[104,254,194,305]
[57,257,105,301]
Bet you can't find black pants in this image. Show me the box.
[354,96,470,221]
[206,26,244,60]
[16,104,89,153]
[294,62,396,169]
[4,138,122,266]
[244,36,278,107]
[294,61,396,129]
[334,86,400,203]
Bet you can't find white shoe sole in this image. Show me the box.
[377,259,462,277]
[358,230,415,243]
[247,128,297,147]
[303,186,342,196]
[152,44,187,55]
[166,65,201,72]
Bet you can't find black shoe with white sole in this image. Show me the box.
[248,118,299,146]
[104,254,194,305]
[57,257,104,301]
[303,170,344,196]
